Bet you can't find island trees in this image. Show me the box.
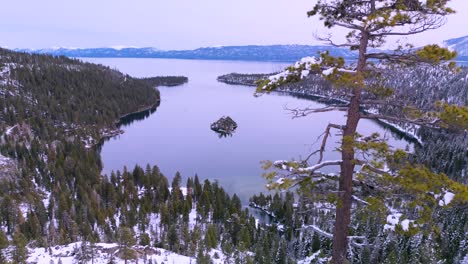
[256,0,468,263]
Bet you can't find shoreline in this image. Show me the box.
[278,89,423,145]
[94,99,161,147]
[114,99,161,126]
[217,77,423,145]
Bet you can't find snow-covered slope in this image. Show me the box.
[444,35,468,58]
[3,242,229,264]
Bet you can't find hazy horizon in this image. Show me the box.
[1,0,467,50]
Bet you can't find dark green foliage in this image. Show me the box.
[140,76,188,87]
[0,48,160,132]
[12,231,28,263]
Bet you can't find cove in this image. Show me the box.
[85,58,413,203]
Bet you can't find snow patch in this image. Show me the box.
[437,190,455,206]
[298,250,323,264]
[24,242,197,264]
[110,45,140,50]
[384,213,415,231]
[322,67,335,76]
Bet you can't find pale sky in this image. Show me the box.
[0,0,466,50]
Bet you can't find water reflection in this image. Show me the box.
[118,101,160,127]
[213,131,234,138]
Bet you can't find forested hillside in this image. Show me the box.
[0,48,466,263]
[0,48,297,264]
[219,65,468,183]
[0,49,208,263]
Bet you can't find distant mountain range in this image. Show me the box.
[16,45,357,62]
[15,35,468,62]
[444,35,468,59]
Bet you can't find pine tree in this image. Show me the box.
[12,230,28,263]
[257,1,468,263]
[118,226,136,264]
[167,225,179,252]
[204,225,218,250]
[0,229,8,263]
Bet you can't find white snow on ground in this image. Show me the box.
[10,242,230,264]
[438,190,455,206]
[298,250,325,264]
[384,213,414,231]
[434,189,456,206]
[0,63,21,89]
[461,253,468,264]
[23,242,197,264]
[0,154,13,166]
[322,68,335,76]
[168,186,188,196]
[18,203,29,218]
[42,190,52,209]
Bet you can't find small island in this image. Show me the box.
[210,116,238,137]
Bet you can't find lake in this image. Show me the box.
[85,58,413,203]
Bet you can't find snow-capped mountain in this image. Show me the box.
[444,35,468,59]
[17,45,358,62]
[15,36,468,62]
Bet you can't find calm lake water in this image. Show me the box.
[85,58,412,203]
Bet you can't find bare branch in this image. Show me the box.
[305,123,345,164]
[316,33,360,49]
[285,105,349,118]
[352,195,370,205]
[301,225,333,238]
[333,21,365,31]
[369,16,446,38]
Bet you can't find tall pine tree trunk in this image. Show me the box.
[331,31,368,264]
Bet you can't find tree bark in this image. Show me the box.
[331,30,368,264]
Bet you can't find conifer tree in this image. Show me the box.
[12,230,28,263]
[118,226,136,264]
[0,229,8,263]
[257,1,468,263]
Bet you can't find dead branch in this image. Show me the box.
[316,33,360,49]
[285,105,349,118]
[352,195,370,205]
[305,123,345,164]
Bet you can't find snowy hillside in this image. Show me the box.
[444,35,468,58]
[2,242,229,264]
